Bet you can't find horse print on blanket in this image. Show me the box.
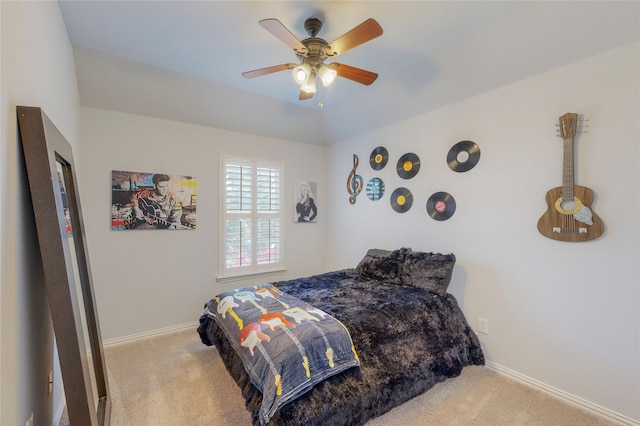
[200,283,360,425]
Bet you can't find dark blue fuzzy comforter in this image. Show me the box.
[198,268,484,425]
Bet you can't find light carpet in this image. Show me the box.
[61,328,614,425]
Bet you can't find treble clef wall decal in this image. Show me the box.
[346,154,363,204]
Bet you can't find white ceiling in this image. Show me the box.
[59,1,639,146]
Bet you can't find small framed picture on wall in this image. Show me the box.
[294,180,318,223]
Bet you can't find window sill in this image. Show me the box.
[216,268,288,284]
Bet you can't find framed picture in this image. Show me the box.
[17,106,110,425]
[111,170,196,230]
[294,180,318,223]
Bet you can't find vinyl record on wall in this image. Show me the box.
[426,191,456,221]
[390,187,413,213]
[366,177,385,201]
[369,146,389,170]
[447,140,480,172]
[396,153,421,179]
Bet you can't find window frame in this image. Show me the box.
[218,155,285,281]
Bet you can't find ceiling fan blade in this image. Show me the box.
[328,63,378,86]
[259,19,308,55]
[242,63,295,79]
[326,18,383,57]
[299,90,314,101]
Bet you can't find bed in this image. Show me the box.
[198,248,484,425]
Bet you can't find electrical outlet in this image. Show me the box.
[26,412,33,426]
[478,318,489,335]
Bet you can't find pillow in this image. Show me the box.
[400,252,456,296]
[356,247,412,284]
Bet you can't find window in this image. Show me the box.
[220,157,284,279]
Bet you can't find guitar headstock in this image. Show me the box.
[556,112,588,139]
[558,113,578,139]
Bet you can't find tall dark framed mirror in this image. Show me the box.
[17,106,110,425]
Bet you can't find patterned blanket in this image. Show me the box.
[200,283,360,425]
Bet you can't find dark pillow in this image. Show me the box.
[356,248,412,284]
[400,252,456,296]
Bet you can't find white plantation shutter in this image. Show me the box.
[221,157,284,277]
[256,165,281,264]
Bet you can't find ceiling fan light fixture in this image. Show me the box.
[245,17,383,101]
[301,70,317,93]
[292,63,311,84]
[318,64,337,87]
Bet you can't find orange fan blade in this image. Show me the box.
[242,63,296,79]
[299,89,314,101]
[326,18,383,57]
[259,19,308,55]
[328,63,378,86]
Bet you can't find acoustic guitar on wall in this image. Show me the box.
[537,113,604,242]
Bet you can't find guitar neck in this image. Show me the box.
[145,211,193,229]
[559,112,579,202]
[562,136,575,201]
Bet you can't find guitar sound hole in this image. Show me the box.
[560,199,576,212]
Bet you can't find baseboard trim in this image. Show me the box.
[103,321,199,348]
[485,361,639,426]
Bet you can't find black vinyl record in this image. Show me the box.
[369,146,389,170]
[396,153,421,179]
[426,191,456,221]
[390,187,413,213]
[447,140,480,172]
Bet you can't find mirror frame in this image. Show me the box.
[17,106,110,425]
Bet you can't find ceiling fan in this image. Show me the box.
[242,17,383,101]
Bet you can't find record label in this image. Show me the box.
[369,146,389,170]
[427,192,456,221]
[434,200,447,212]
[456,151,469,163]
[396,153,420,179]
[390,187,413,213]
[447,141,480,172]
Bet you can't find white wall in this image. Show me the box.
[1,1,81,425]
[78,108,327,341]
[326,42,640,422]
